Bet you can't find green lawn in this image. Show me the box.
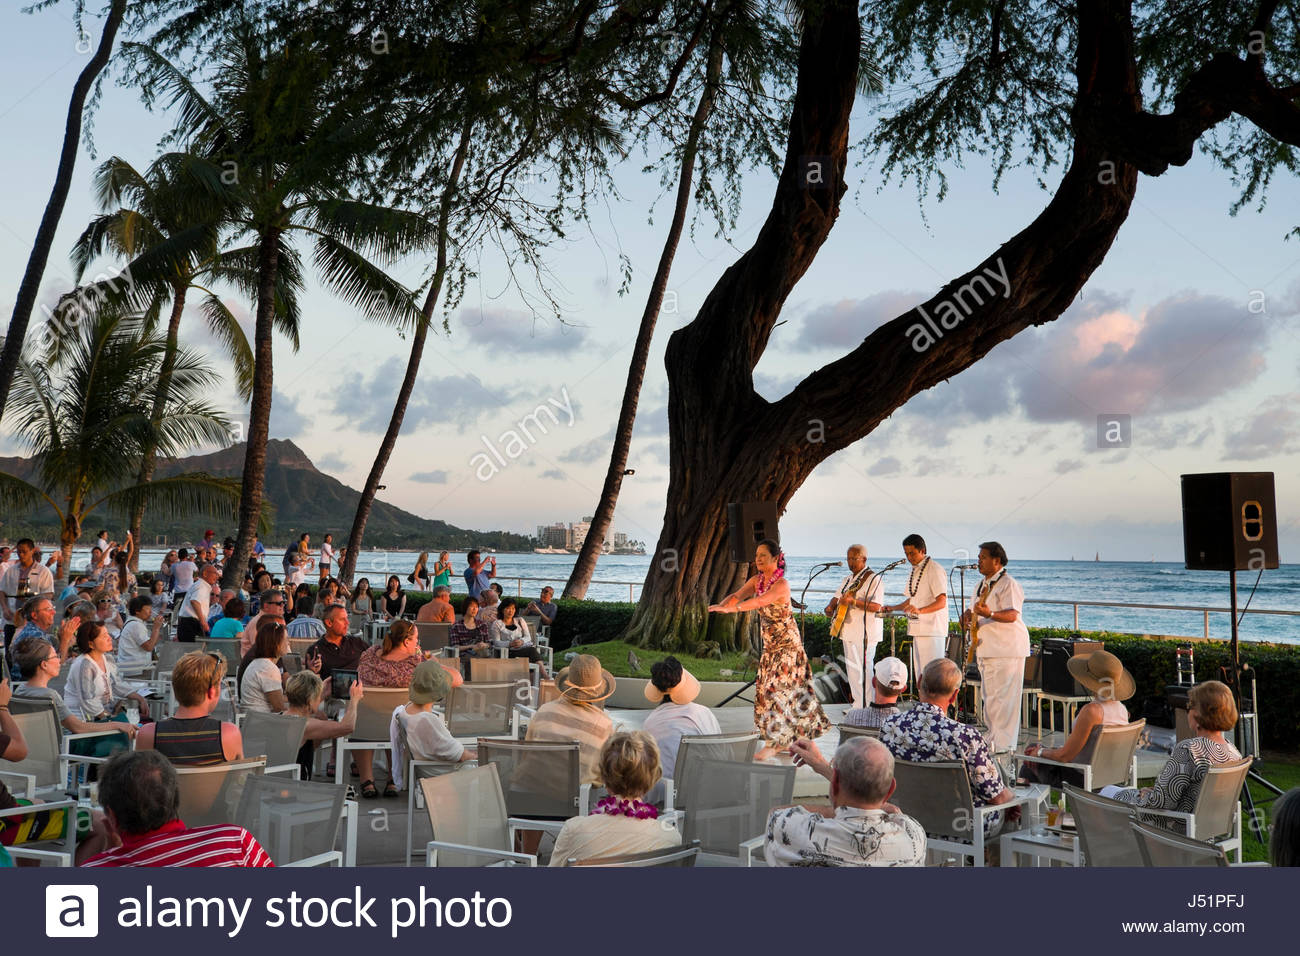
[562,640,761,682]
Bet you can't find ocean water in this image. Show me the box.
[75,549,1300,644]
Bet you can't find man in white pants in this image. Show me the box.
[884,534,948,681]
[824,544,884,709]
[963,541,1030,754]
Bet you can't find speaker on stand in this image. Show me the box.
[1180,472,1284,839]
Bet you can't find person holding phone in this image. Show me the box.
[463,551,496,600]
[305,605,374,794]
[284,671,362,782]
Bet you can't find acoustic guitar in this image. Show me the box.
[829,567,872,638]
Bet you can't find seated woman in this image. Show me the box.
[210,596,246,640]
[239,619,290,714]
[10,637,136,756]
[490,599,549,677]
[381,576,406,621]
[283,671,362,781]
[1018,649,1134,787]
[1104,680,1242,823]
[64,621,151,724]
[449,595,489,673]
[115,595,164,677]
[135,651,243,765]
[359,619,423,688]
[548,731,681,866]
[350,578,375,617]
[389,661,475,791]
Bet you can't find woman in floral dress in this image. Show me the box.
[710,538,831,759]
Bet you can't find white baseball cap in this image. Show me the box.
[874,656,908,690]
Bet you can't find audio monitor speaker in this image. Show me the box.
[727,501,779,563]
[1181,473,1279,572]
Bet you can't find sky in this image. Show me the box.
[2,6,1299,562]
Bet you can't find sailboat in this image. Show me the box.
[1095,551,1100,562]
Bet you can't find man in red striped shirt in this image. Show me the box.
[81,750,273,868]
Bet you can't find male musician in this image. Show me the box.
[961,541,1030,754]
[823,544,884,709]
[883,534,947,679]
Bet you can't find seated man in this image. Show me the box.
[880,658,1019,836]
[842,657,907,730]
[6,596,77,677]
[524,586,558,629]
[286,594,326,640]
[80,750,273,867]
[415,586,456,623]
[475,587,500,627]
[135,651,243,765]
[766,737,926,866]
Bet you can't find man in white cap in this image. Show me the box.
[823,544,885,709]
[842,656,908,731]
[641,656,721,785]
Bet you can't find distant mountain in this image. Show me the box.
[0,439,534,551]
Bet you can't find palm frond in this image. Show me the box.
[0,471,56,516]
[91,473,243,526]
[194,292,254,399]
[310,234,424,329]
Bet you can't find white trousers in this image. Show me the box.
[910,634,946,682]
[840,635,881,709]
[978,656,1025,754]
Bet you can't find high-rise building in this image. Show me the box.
[536,523,570,549]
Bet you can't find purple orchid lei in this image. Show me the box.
[594,796,659,820]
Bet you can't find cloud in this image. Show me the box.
[1054,458,1084,474]
[409,470,449,484]
[633,405,669,437]
[867,455,901,477]
[269,388,309,439]
[1223,393,1300,459]
[453,307,587,353]
[333,360,555,433]
[792,291,926,351]
[540,468,568,480]
[560,428,614,464]
[316,451,349,473]
[1139,420,1215,451]
[632,440,671,466]
[753,371,805,401]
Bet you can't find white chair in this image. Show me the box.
[0,708,120,798]
[663,732,759,812]
[891,758,1038,867]
[1013,720,1145,791]
[1065,784,1146,866]
[566,840,701,867]
[445,682,522,741]
[235,774,351,866]
[1132,819,1229,867]
[414,622,452,653]
[174,756,267,827]
[240,711,308,778]
[333,687,409,786]
[422,763,537,866]
[394,716,468,867]
[682,758,794,865]
[1127,757,1253,864]
[0,798,80,865]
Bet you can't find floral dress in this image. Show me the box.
[753,601,831,746]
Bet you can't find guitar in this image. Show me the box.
[966,569,1005,667]
[829,567,872,638]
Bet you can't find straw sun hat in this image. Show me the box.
[1066,649,1136,702]
[643,656,702,705]
[556,654,617,703]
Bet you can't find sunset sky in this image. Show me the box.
[3,6,1298,561]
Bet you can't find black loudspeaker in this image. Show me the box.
[1040,637,1103,696]
[727,501,779,563]
[1181,473,1280,572]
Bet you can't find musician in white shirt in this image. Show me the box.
[824,544,884,709]
[883,534,948,680]
[961,541,1030,754]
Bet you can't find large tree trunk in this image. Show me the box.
[563,35,724,601]
[628,0,1145,650]
[338,117,474,588]
[223,229,280,590]
[0,0,127,423]
[128,289,186,569]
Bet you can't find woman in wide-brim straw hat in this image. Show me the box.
[1018,649,1136,787]
[642,656,721,787]
[525,654,617,784]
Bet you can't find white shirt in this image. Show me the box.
[490,618,532,648]
[833,569,884,645]
[179,578,213,622]
[969,570,1031,659]
[65,654,134,720]
[549,813,680,867]
[641,702,722,780]
[764,805,927,867]
[171,560,197,592]
[900,556,947,636]
[115,618,154,674]
[0,560,55,616]
[320,543,335,565]
[240,657,283,713]
[389,707,464,788]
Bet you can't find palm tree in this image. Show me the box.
[0,311,243,584]
[68,152,266,567]
[126,23,436,589]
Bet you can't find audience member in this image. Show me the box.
[115,595,164,676]
[170,548,197,598]
[239,620,290,714]
[358,619,423,692]
[307,605,377,794]
[91,590,125,639]
[449,595,489,669]
[766,737,927,866]
[284,671,361,781]
[409,551,430,592]
[318,534,337,583]
[136,651,243,765]
[416,585,456,623]
[176,563,220,642]
[490,599,548,675]
[287,594,326,639]
[11,638,136,755]
[80,750,273,867]
[1271,787,1300,867]
[65,621,151,724]
[210,596,246,640]
[464,550,495,599]
[525,654,616,785]
[432,551,453,589]
[382,575,406,620]
[881,658,1018,836]
[842,657,908,730]
[641,657,720,784]
[1105,680,1243,824]
[1,538,55,653]
[389,661,473,792]
[525,586,558,628]
[149,578,170,619]
[1019,650,1134,787]
[351,578,375,616]
[5,596,76,677]
[476,586,500,627]
[550,731,678,866]
[241,588,287,657]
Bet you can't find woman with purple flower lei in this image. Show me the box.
[710,538,830,760]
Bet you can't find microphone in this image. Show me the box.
[814,560,844,568]
[880,559,906,572]
[954,563,978,570]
